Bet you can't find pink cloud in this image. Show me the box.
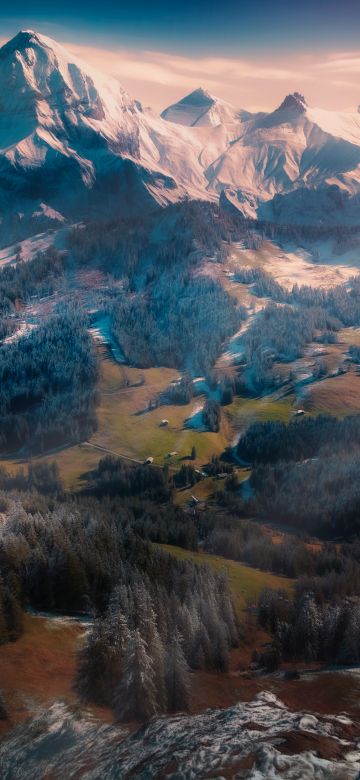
[62,42,360,112]
[1,33,359,113]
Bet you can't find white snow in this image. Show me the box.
[0,691,359,779]
[0,228,64,267]
[184,403,204,430]
[229,238,360,290]
[4,31,360,223]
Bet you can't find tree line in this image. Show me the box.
[0,247,67,317]
[258,586,360,667]
[237,413,360,465]
[68,200,257,280]
[241,303,340,394]
[0,306,99,454]
[249,449,360,536]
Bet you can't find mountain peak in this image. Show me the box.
[178,87,215,106]
[161,88,239,127]
[0,28,107,122]
[0,29,49,58]
[277,92,307,113]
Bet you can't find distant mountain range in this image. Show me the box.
[2,30,360,234]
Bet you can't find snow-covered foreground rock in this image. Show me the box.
[1,692,359,779]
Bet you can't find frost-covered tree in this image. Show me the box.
[76,619,121,705]
[165,631,190,712]
[295,593,320,661]
[113,628,158,721]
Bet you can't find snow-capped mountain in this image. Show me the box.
[207,92,360,223]
[2,30,360,232]
[163,88,360,224]
[161,87,244,127]
[0,30,208,227]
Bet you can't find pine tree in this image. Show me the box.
[76,620,117,705]
[216,571,238,646]
[165,631,190,712]
[131,585,167,708]
[149,626,166,711]
[113,629,158,721]
[338,604,360,664]
[295,593,320,661]
[108,608,132,665]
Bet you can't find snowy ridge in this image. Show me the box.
[163,88,360,224]
[0,30,210,222]
[0,691,359,778]
[2,30,360,228]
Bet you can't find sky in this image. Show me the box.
[1,1,360,112]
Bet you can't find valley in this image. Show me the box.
[1,24,360,779]
[2,229,359,490]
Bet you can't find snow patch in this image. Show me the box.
[0,692,359,779]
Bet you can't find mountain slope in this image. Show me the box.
[0,30,209,229]
[163,89,360,224]
[205,93,360,222]
[2,31,360,231]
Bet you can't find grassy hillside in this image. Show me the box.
[0,351,231,488]
[158,544,294,615]
[303,368,360,415]
[1,315,360,490]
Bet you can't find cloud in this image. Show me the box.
[314,54,360,74]
[65,43,305,89]
[64,41,360,112]
[61,41,319,111]
[0,31,359,112]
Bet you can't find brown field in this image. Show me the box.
[1,593,359,734]
[0,613,112,734]
[191,648,360,721]
[303,367,360,415]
